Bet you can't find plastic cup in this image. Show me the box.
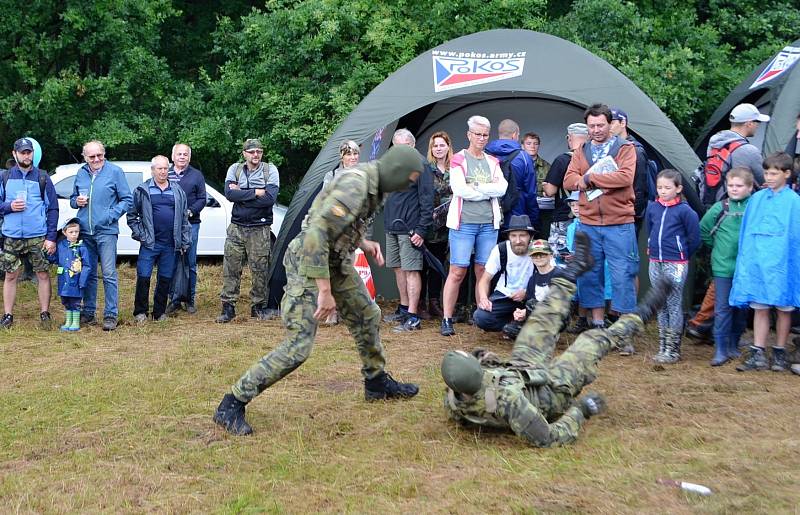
[15,190,26,204]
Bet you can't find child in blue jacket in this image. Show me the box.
[645,169,700,364]
[49,218,92,331]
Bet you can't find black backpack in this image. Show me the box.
[489,241,510,292]
[499,149,521,219]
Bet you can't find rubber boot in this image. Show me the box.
[60,311,73,332]
[710,336,729,366]
[68,310,80,331]
[364,371,419,401]
[652,328,668,363]
[736,346,769,372]
[670,331,683,363]
[770,347,788,372]
[213,393,253,435]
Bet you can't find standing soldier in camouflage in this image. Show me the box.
[214,145,424,436]
[440,232,672,447]
[216,138,280,323]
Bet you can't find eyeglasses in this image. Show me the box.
[84,153,105,160]
[244,149,264,155]
[469,131,490,139]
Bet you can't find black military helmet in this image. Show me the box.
[441,350,483,395]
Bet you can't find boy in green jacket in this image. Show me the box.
[700,167,754,366]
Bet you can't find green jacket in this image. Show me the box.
[700,196,749,278]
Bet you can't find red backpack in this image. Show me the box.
[697,140,746,206]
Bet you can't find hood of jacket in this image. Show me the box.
[484,139,522,160]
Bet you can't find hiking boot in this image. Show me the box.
[392,315,421,333]
[502,321,522,340]
[80,313,97,326]
[553,231,594,283]
[736,346,769,372]
[213,393,253,436]
[102,317,118,331]
[770,347,788,372]
[134,313,148,324]
[216,303,235,323]
[635,277,673,323]
[39,311,52,330]
[428,299,444,318]
[567,317,590,334]
[384,307,409,323]
[440,318,455,336]
[364,372,419,401]
[0,313,13,329]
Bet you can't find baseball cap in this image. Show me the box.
[611,108,628,124]
[14,138,34,152]
[566,190,580,202]
[567,123,588,136]
[528,239,553,255]
[729,103,770,123]
[242,138,264,151]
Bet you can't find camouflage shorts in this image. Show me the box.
[0,237,50,273]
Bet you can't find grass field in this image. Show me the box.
[1,261,799,514]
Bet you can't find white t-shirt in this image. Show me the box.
[484,241,534,298]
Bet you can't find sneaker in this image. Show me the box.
[186,304,198,315]
[80,313,97,326]
[364,372,419,401]
[440,318,455,336]
[134,313,148,324]
[392,316,421,333]
[0,313,13,329]
[791,363,800,376]
[736,346,769,372]
[39,311,53,330]
[102,317,118,331]
[384,307,409,323]
[155,314,168,322]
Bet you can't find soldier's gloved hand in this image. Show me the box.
[577,392,607,418]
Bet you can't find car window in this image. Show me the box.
[54,176,76,199]
[126,172,143,192]
[206,195,221,208]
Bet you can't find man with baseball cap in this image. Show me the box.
[472,214,536,333]
[703,102,769,205]
[0,137,59,329]
[216,138,280,323]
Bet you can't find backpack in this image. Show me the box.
[498,149,521,219]
[708,199,742,238]
[693,140,746,206]
[0,168,48,248]
[489,241,510,292]
[644,159,660,201]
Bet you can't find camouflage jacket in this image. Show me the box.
[443,362,587,448]
[296,163,382,279]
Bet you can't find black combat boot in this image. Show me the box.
[635,277,674,323]
[502,320,522,340]
[216,302,236,323]
[364,372,419,401]
[553,231,595,283]
[213,393,253,435]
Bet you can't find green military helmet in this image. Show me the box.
[376,145,424,193]
[441,350,484,395]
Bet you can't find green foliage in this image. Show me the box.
[0,0,797,193]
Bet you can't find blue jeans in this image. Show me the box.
[137,243,177,279]
[714,276,746,348]
[82,233,119,319]
[449,223,498,267]
[171,223,199,305]
[472,291,524,331]
[577,223,639,313]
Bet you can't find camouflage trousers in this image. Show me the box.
[220,224,271,307]
[0,236,50,273]
[231,242,386,402]
[513,277,644,400]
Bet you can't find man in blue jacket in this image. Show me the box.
[128,155,191,322]
[70,140,133,331]
[0,138,59,329]
[216,138,280,323]
[486,119,539,231]
[166,143,206,315]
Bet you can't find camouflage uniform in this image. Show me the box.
[443,276,643,447]
[232,164,386,402]
[220,224,271,306]
[0,236,49,272]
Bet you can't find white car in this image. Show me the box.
[51,161,286,256]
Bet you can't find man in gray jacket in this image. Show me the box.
[127,155,191,322]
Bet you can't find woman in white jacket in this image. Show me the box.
[440,115,507,336]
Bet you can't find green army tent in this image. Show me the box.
[267,29,701,305]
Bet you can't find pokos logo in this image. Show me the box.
[432,50,526,93]
[750,45,800,89]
